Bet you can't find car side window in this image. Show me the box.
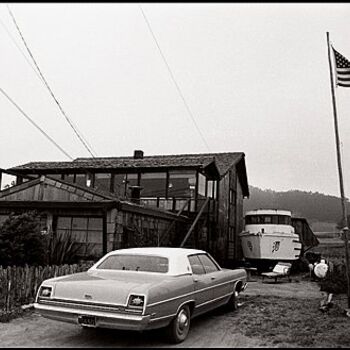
[188,255,206,275]
[197,254,220,274]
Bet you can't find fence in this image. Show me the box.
[0,262,94,314]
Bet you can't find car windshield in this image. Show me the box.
[96,254,169,273]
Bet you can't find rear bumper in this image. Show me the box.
[34,303,152,331]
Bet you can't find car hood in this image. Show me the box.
[49,270,172,305]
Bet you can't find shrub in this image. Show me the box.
[0,211,47,267]
[46,231,96,265]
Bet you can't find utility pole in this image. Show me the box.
[327,32,350,308]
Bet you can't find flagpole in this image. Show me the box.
[327,31,350,309]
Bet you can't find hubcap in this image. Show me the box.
[177,309,189,333]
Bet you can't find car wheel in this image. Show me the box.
[227,290,239,311]
[167,304,191,343]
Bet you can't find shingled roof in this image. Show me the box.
[9,152,249,196]
[10,152,243,177]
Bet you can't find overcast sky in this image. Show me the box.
[1,3,350,197]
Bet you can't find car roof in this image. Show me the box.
[90,247,211,276]
[107,247,206,258]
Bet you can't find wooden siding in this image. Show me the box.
[0,177,109,202]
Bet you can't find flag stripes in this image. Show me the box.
[333,48,350,87]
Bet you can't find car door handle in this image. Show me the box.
[193,278,199,282]
[211,276,216,280]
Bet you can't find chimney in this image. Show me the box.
[133,150,144,159]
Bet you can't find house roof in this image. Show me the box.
[8,152,249,196]
[0,175,189,222]
[10,152,240,175]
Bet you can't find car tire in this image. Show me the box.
[166,304,191,343]
[227,290,239,311]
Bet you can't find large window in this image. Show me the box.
[47,174,63,181]
[63,174,74,183]
[126,173,138,187]
[168,170,196,197]
[75,174,87,187]
[113,173,127,198]
[125,173,139,198]
[140,172,167,197]
[55,216,103,256]
[94,173,111,192]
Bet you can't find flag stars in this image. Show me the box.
[332,47,350,87]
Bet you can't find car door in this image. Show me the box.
[197,254,232,305]
[188,254,215,316]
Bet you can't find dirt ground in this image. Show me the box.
[0,274,346,348]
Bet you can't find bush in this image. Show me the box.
[0,211,47,267]
[46,231,95,265]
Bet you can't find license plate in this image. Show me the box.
[78,315,96,327]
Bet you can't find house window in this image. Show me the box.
[198,173,206,197]
[55,216,103,257]
[113,173,127,198]
[0,174,17,190]
[47,174,63,180]
[126,173,138,187]
[94,173,111,192]
[168,170,196,197]
[86,173,93,187]
[75,174,86,187]
[64,174,74,183]
[140,172,167,197]
[207,180,217,199]
[123,173,138,199]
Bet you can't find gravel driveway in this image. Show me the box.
[0,276,323,348]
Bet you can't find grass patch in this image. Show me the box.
[236,295,350,347]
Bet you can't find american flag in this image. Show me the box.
[333,48,350,87]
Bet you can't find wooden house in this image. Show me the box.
[0,151,249,267]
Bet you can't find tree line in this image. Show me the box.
[243,186,349,224]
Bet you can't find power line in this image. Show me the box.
[0,14,43,84]
[1,8,96,157]
[6,4,97,158]
[139,5,211,152]
[0,86,74,160]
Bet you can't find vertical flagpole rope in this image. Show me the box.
[326,31,350,308]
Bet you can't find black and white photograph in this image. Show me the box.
[0,2,350,348]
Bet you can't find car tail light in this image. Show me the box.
[127,295,145,309]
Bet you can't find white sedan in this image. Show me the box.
[34,247,247,343]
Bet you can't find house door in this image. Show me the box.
[54,216,103,258]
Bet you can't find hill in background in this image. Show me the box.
[243,186,349,232]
